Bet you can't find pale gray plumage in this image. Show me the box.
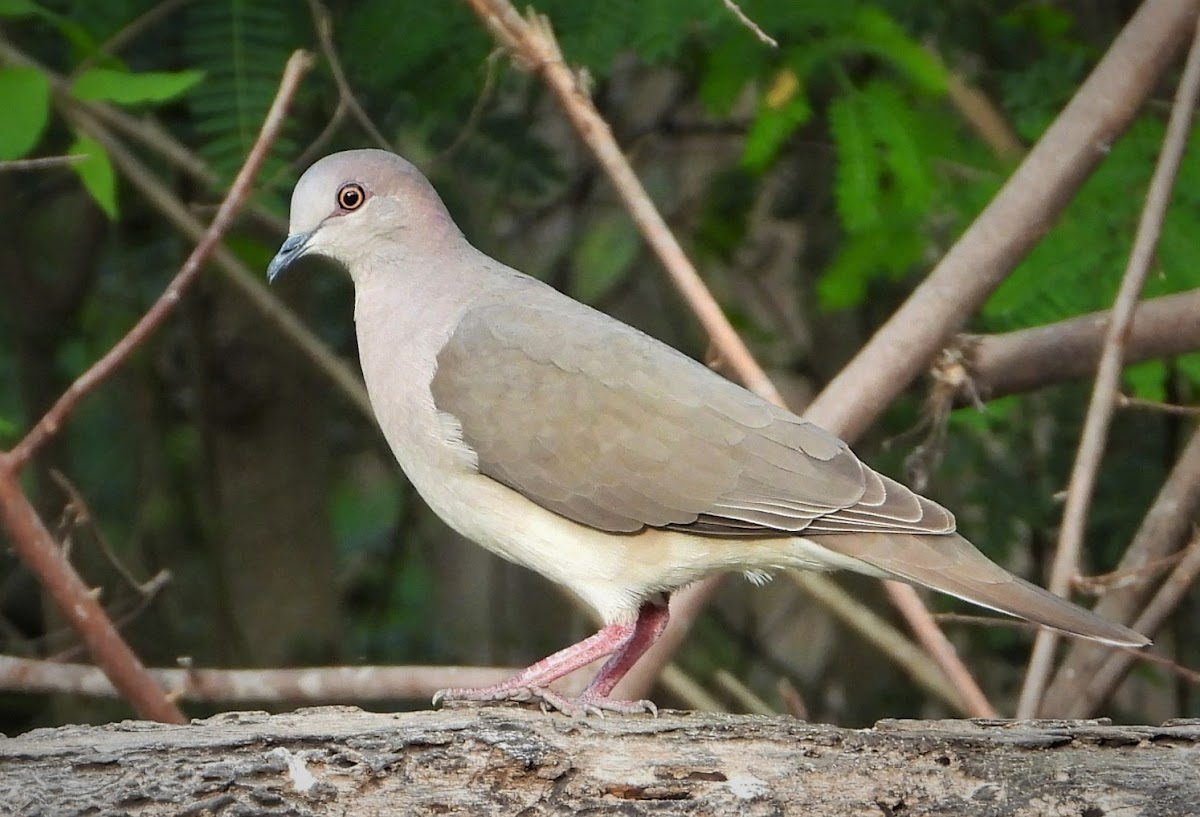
[268,149,1147,714]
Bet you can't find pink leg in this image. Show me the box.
[433,601,670,716]
[582,602,670,698]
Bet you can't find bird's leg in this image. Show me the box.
[541,600,670,716]
[433,600,669,716]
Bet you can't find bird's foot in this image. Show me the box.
[529,687,658,718]
[433,684,657,717]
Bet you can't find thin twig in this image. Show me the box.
[433,48,504,165]
[0,154,86,172]
[1073,549,1187,595]
[70,0,195,77]
[1066,531,1200,715]
[0,51,312,723]
[721,0,778,48]
[1043,423,1200,713]
[49,470,149,594]
[292,96,350,173]
[463,0,784,406]
[307,0,390,150]
[9,52,315,471]
[1017,17,1200,719]
[46,571,173,663]
[1116,393,1200,417]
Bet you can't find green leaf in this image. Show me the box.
[0,1,98,56]
[1123,360,1166,402]
[852,6,947,95]
[71,68,204,105]
[0,0,38,16]
[817,224,924,310]
[828,92,881,232]
[1174,352,1200,388]
[700,28,767,114]
[570,212,641,304]
[861,80,933,216]
[0,67,50,160]
[68,135,118,219]
[742,75,812,172]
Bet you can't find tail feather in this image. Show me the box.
[808,532,1150,648]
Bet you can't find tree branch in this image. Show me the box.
[1066,532,1200,716]
[3,708,1197,815]
[1018,15,1200,718]
[1042,423,1200,714]
[958,288,1200,404]
[0,51,313,724]
[7,52,315,470]
[0,655,513,703]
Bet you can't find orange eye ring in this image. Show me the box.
[337,182,366,211]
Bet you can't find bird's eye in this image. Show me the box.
[337,182,366,211]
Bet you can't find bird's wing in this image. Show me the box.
[430,300,953,538]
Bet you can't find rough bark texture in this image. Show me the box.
[2,707,1197,816]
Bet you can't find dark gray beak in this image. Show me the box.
[267,231,313,283]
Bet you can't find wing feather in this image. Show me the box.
[430,301,954,538]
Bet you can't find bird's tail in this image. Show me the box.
[807,531,1149,647]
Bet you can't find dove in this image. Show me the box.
[267,149,1147,715]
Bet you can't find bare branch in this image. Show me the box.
[0,655,513,703]
[958,288,1200,403]
[721,0,778,48]
[0,51,313,724]
[8,52,315,471]
[1065,531,1200,715]
[1018,17,1200,718]
[1042,424,1200,714]
[0,154,86,172]
[306,0,390,150]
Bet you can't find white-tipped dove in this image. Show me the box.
[268,149,1147,715]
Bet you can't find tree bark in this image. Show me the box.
[2,707,1196,816]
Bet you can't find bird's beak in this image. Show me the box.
[267,231,313,283]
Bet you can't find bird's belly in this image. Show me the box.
[406,462,876,623]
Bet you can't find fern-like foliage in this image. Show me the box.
[184,0,299,185]
[984,120,1200,329]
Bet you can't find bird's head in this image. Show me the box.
[267,149,459,285]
